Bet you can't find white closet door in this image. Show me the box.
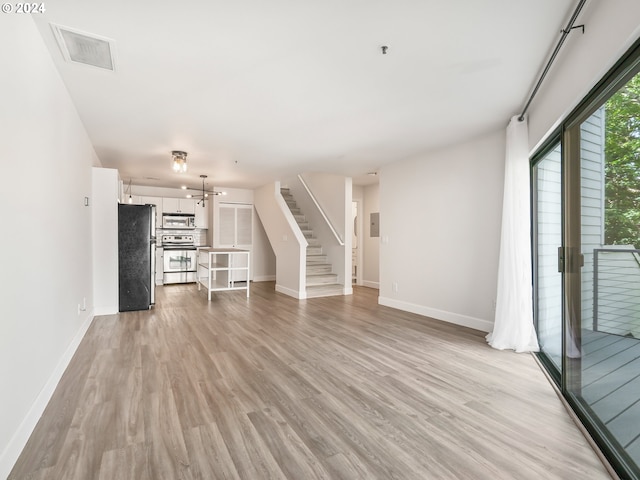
[236,207,253,246]
[219,206,236,246]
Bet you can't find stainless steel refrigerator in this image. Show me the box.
[118,204,156,311]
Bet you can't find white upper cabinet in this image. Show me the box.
[194,202,209,228]
[163,198,195,214]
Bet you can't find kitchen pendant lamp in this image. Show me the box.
[172,150,188,173]
[186,174,226,207]
[126,178,133,203]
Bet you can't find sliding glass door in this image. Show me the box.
[533,42,640,478]
[533,142,563,377]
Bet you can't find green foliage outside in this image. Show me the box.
[605,73,640,247]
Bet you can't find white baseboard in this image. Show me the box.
[0,311,94,479]
[343,286,353,295]
[275,284,305,299]
[253,275,276,282]
[363,280,380,289]
[378,297,493,333]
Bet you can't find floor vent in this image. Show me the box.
[51,24,116,71]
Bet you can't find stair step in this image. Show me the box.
[306,273,339,286]
[307,246,323,255]
[306,283,344,298]
[302,230,314,238]
[307,254,327,264]
[307,264,332,274]
[294,214,306,222]
[289,208,301,215]
[306,237,321,247]
[297,221,310,230]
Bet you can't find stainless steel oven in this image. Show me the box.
[161,234,197,284]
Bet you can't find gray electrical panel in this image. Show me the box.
[370,212,380,237]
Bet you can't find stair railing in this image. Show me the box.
[297,174,344,246]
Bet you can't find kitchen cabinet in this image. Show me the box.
[155,247,164,284]
[195,202,208,228]
[197,248,250,301]
[163,197,195,214]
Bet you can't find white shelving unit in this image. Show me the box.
[197,247,250,301]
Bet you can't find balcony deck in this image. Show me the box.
[582,329,640,460]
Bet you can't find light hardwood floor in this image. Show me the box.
[10,283,612,479]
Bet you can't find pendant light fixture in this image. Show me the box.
[172,150,188,173]
[186,174,227,207]
[126,178,133,203]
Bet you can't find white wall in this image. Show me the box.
[299,173,348,241]
[379,131,505,332]
[363,184,380,289]
[92,168,120,315]
[529,0,640,151]
[0,16,99,478]
[254,182,307,297]
[252,214,277,282]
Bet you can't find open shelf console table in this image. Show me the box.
[197,247,250,301]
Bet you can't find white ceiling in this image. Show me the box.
[32,0,574,190]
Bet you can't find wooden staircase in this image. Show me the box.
[281,188,344,298]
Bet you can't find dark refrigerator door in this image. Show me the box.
[119,204,153,312]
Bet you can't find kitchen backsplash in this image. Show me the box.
[157,228,208,246]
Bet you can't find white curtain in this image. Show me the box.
[486,115,540,353]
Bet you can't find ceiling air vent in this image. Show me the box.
[51,24,116,71]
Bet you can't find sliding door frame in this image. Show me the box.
[532,35,640,479]
[531,133,563,388]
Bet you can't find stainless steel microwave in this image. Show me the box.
[162,213,195,229]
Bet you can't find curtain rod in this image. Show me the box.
[518,0,588,121]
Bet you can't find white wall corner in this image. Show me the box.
[275,284,306,299]
[93,306,118,316]
[253,275,276,282]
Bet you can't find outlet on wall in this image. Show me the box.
[392,282,398,293]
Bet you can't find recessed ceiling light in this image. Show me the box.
[181,185,187,189]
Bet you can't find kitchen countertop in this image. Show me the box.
[197,247,248,252]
